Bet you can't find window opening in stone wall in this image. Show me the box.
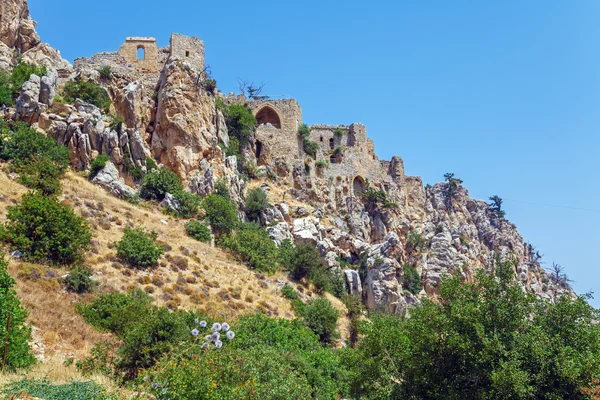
[137,46,145,60]
[256,140,263,159]
[186,51,190,57]
[329,138,334,150]
[255,106,282,129]
[353,176,366,194]
[320,137,323,142]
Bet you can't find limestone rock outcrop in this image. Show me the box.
[0,0,40,53]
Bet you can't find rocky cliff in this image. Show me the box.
[0,0,573,314]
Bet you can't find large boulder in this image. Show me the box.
[90,161,136,199]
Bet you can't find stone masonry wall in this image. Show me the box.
[117,37,159,73]
[169,33,204,72]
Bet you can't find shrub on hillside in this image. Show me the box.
[0,70,12,106]
[1,192,91,265]
[302,297,340,345]
[298,124,311,138]
[219,222,280,274]
[0,121,70,169]
[222,103,256,146]
[62,78,111,110]
[171,190,202,218]
[89,154,110,179]
[244,187,268,222]
[0,255,36,371]
[98,65,112,81]
[214,178,231,201]
[303,138,319,159]
[185,220,212,243]
[202,194,238,236]
[64,266,97,294]
[116,227,163,268]
[139,168,183,201]
[10,61,47,99]
[18,156,63,195]
[402,264,422,294]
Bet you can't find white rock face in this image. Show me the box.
[90,161,136,199]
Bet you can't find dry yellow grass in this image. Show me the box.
[0,165,351,391]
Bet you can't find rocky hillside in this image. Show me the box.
[0,0,572,322]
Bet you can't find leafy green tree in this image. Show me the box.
[353,261,600,399]
[488,194,506,218]
[302,297,340,345]
[2,192,91,265]
[116,227,163,268]
[0,255,36,370]
[171,190,202,218]
[244,187,268,222]
[139,168,183,201]
[222,103,256,146]
[443,172,463,208]
[202,194,238,236]
[401,264,422,294]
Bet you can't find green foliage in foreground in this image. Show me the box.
[1,192,91,265]
[0,255,35,371]
[221,103,256,146]
[202,194,238,236]
[139,168,184,201]
[0,378,118,400]
[75,261,600,399]
[116,227,163,268]
[244,187,268,222]
[351,261,600,400]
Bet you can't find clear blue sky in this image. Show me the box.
[29,0,599,305]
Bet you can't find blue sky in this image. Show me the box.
[29,0,599,305]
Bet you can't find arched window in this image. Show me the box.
[353,176,366,194]
[137,46,145,60]
[255,106,281,129]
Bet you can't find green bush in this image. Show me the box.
[10,61,47,99]
[360,179,395,208]
[244,187,268,222]
[214,178,231,201]
[62,78,111,110]
[407,231,424,252]
[333,128,345,137]
[1,192,91,265]
[145,156,157,171]
[202,194,238,236]
[0,70,12,106]
[116,227,163,268]
[302,297,340,345]
[0,121,70,170]
[65,266,97,294]
[402,264,422,294]
[146,313,350,399]
[219,222,280,274]
[315,159,329,168]
[171,190,202,218]
[139,168,183,201]
[0,121,69,196]
[185,220,212,243]
[303,138,319,159]
[222,103,256,146]
[77,289,152,336]
[0,378,118,400]
[0,255,36,371]
[298,123,311,138]
[98,65,112,80]
[89,154,110,179]
[18,156,63,195]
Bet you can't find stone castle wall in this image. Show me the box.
[169,33,204,71]
[117,37,159,73]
